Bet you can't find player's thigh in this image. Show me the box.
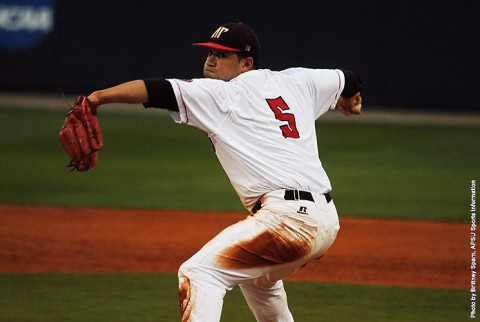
[183,215,262,265]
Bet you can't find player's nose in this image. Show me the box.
[206,53,216,66]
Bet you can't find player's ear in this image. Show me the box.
[241,57,254,72]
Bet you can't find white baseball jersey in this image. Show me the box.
[167,68,345,212]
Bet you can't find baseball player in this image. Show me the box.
[86,22,362,322]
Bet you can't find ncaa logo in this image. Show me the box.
[0,0,54,51]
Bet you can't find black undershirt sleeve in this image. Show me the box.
[142,78,179,111]
[340,70,362,98]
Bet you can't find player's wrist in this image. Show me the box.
[87,92,101,108]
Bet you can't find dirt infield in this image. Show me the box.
[0,205,468,289]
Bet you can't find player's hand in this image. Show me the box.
[337,92,362,116]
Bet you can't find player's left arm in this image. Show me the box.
[87,80,149,108]
[336,70,362,116]
[86,79,179,111]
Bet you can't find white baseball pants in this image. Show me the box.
[178,190,340,322]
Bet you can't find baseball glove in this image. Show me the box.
[59,96,103,171]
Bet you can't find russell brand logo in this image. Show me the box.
[297,206,308,215]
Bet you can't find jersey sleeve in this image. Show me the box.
[281,68,345,119]
[166,78,241,134]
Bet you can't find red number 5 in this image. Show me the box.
[266,97,300,139]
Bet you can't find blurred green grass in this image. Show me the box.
[317,120,479,221]
[1,107,478,221]
[0,273,467,322]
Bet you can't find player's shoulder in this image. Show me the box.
[280,68,343,85]
[233,68,339,89]
[279,67,329,77]
[233,69,310,90]
[234,69,295,83]
[235,69,271,79]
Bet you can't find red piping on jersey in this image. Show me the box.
[176,82,189,124]
[334,70,343,103]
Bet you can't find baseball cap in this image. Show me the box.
[193,22,260,64]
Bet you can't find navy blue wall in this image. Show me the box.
[1,0,478,110]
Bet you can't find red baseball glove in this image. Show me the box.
[59,96,103,171]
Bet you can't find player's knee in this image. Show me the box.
[178,273,191,320]
[178,262,197,321]
[178,260,229,292]
[177,261,205,291]
[178,261,193,281]
[178,261,229,320]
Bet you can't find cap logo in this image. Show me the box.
[211,26,229,39]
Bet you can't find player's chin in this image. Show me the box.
[203,69,216,79]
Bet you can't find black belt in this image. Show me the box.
[284,190,332,203]
[252,190,332,213]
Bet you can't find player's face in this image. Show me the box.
[203,49,247,81]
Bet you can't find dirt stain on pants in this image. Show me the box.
[178,276,191,322]
[216,224,312,269]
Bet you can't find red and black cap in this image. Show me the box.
[193,22,260,64]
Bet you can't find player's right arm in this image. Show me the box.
[336,70,363,116]
[336,92,362,116]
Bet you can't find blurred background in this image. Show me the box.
[0,2,477,320]
[1,0,479,110]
